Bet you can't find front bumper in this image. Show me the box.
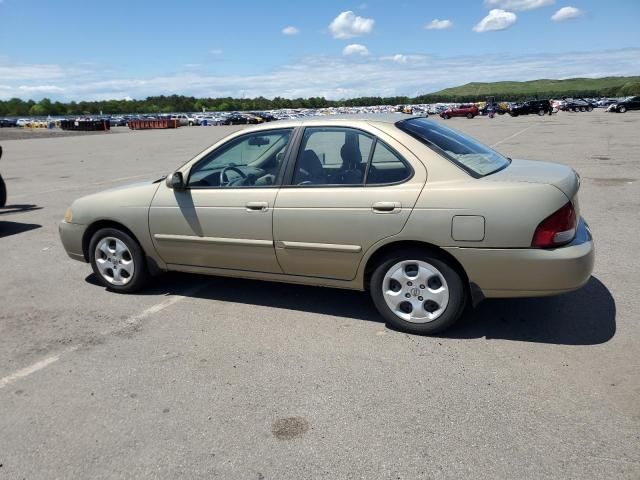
[59,220,88,262]
[445,218,594,298]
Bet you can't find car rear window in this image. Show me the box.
[396,118,510,177]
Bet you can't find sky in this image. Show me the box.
[0,0,639,101]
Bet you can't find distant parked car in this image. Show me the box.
[171,114,197,126]
[440,104,479,119]
[596,98,618,108]
[509,100,553,117]
[109,116,128,127]
[16,118,31,127]
[252,112,277,122]
[221,114,260,125]
[0,118,18,128]
[562,98,595,112]
[608,96,640,113]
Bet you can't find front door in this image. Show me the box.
[273,126,426,280]
[149,128,294,273]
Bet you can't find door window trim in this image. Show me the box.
[185,127,297,190]
[281,126,414,188]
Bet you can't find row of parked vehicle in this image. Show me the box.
[434,95,639,120]
[107,112,278,127]
[2,96,638,129]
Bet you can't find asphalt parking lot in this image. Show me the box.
[1,111,638,479]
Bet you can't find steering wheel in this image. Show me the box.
[220,165,247,186]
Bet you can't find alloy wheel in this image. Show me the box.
[94,236,135,286]
[382,260,450,323]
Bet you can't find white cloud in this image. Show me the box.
[484,0,554,11]
[209,49,223,55]
[473,9,517,32]
[551,6,583,21]
[425,19,453,30]
[342,44,369,56]
[328,11,374,39]
[1,49,639,101]
[282,26,299,36]
[389,54,408,64]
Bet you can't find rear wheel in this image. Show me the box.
[538,109,545,116]
[0,174,6,207]
[89,228,149,293]
[370,250,467,335]
[579,106,586,112]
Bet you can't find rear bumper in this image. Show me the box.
[445,218,594,298]
[59,221,88,262]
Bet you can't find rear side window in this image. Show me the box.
[366,141,412,185]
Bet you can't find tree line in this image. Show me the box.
[1,83,639,117]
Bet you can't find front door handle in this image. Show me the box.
[246,201,269,212]
[372,201,401,214]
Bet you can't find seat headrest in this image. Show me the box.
[340,143,362,169]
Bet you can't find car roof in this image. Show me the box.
[245,113,418,131]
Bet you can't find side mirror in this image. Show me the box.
[166,171,186,191]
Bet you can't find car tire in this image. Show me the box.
[579,106,586,112]
[370,249,467,335]
[0,174,6,208]
[619,106,627,113]
[89,228,149,293]
[587,105,593,112]
[466,113,474,119]
[538,109,545,116]
[442,114,449,119]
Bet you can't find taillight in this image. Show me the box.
[531,202,577,248]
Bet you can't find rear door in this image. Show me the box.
[273,125,426,280]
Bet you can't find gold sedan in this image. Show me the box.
[60,115,594,334]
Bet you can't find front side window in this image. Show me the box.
[397,118,509,177]
[292,127,374,186]
[188,129,292,187]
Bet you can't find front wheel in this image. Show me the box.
[0,174,6,207]
[466,112,474,119]
[538,109,545,116]
[89,228,149,293]
[370,251,467,335]
[619,105,627,113]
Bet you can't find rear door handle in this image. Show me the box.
[246,201,269,212]
[372,201,401,214]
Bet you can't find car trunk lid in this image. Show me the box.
[485,159,579,200]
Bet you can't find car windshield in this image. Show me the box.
[396,118,510,177]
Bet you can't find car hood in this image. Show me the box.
[485,159,579,199]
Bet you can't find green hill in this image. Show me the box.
[422,76,640,102]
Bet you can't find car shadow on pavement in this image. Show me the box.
[444,276,615,345]
[0,220,41,238]
[0,204,42,216]
[86,273,615,345]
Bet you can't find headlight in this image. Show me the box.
[64,207,73,223]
